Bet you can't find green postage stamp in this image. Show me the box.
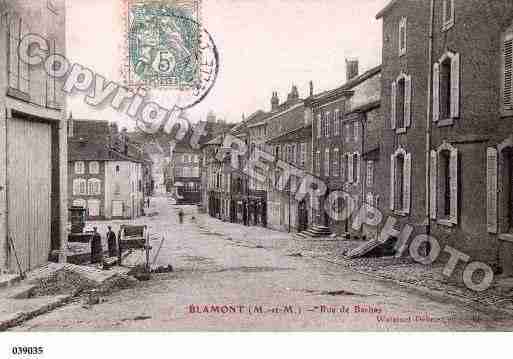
[123,0,203,90]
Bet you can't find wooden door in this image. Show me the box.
[7,118,52,272]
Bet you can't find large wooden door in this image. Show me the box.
[7,117,52,272]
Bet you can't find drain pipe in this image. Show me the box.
[425,0,435,236]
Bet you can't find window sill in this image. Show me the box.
[442,19,454,32]
[437,118,455,127]
[395,127,407,134]
[437,218,456,227]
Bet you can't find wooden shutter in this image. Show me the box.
[504,37,513,111]
[390,154,395,210]
[403,153,412,214]
[391,81,397,129]
[355,153,360,184]
[433,63,440,122]
[486,147,498,233]
[430,150,437,219]
[405,75,412,127]
[449,147,458,224]
[354,122,358,142]
[73,179,79,196]
[348,153,354,183]
[450,53,460,118]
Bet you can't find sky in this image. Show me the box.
[66,0,388,127]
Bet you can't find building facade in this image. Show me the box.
[0,0,68,272]
[310,65,382,239]
[69,120,145,220]
[376,0,513,274]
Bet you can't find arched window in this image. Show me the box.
[430,142,458,225]
[391,73,412,132]
[433,51,460,124]
[390,147,412,214]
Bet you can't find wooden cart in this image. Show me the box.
[118,224,151,269]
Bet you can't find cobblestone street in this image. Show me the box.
[13,197,513,331]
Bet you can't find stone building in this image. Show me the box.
[309,64,382,239]
[376,0,513,274]
[0,0,68,272]
[68,120,145,220]
[265,85,313,232]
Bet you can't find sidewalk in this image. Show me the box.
[199,213,513,317]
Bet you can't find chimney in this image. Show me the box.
[346,58,359,82]
[309,81,314,97]
[271,91,279,112]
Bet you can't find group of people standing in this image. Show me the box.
[90,226,119,264]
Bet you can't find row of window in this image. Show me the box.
[74,161,100,175]
[390,143,458,223]
[181,182,200,192]
[314,149,375,186]
[391,50,460,132]
[72,199,101,217]
[72,178,101,196]
[274,142,307,168]
[316,112,360,142]
[181,154,199,164]
[175,166,200,178]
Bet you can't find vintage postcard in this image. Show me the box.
[0,0,513,353]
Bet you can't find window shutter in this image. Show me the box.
[390,154,395,210]
[486,147,498,233]
[348,153,354,183]
[433,62,440,122]
[450,53,460,118]
[504,38,513,111]
[449,148,458,224]
[405,75,412,127]
[403,153,412,214]
[355,153,360,184]
[391,81,397,129]
[354,122,358,141]
[430,150,437,219]
[73,180,79,196]
[317,115,321,138]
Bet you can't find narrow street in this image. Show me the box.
[13,197,513,331]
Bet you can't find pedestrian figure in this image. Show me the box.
[106,226,117,257]
[147,197,151,208]
[178,209,184,224]
[90,227,103,264]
